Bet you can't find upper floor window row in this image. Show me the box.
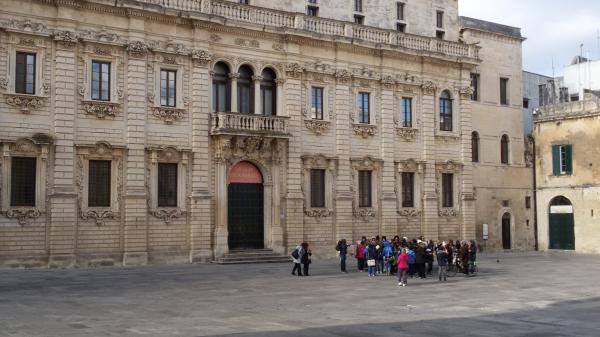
[15,52,36,95]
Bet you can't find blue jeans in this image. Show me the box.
[340,254,347,272]
[368,265,377,276]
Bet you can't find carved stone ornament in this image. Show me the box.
[272,43,284,52]
[215,136,283,169]
[335,69,353,83]
[80,210,115,226]
[5,19,49,34]
[304,208,334,220]
[285,63,304,78]
[398,208,421,217]
[191,49,213,66]
[353,124,377,138]
[397,159,420,173]
[439,208,458,217]
[421,81,437,95]
[53,30,79,47]
[396,128,418,141]
[304,119,330,135]
[381,75,396,89]
[354,208,376,221]
[0,77,8,89]
[150,209,185,225]
[83,101,119,119]
[436,160,462,173]
[6,94,46,113]
[127,41,150,57]
[459,86,474,99]
[151,107,185,124]
[5,209,42,226]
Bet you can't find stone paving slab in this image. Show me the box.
[0,252,599,337]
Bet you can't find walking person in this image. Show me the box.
[397,248,410,287]
[301,242,312,276]
[336,239,350,273]
[291,244,304,276]
[437,243,449,282]
[356,239,366,272]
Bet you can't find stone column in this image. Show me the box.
[48,28,79,268]
[214,146,229,258]
[459,86,476,240]
[230,72,239,113]
[253,76,262,115]
[270,142,285,255]
[380,82,397,236]
[420,82,439,240]
[276,79,285,116]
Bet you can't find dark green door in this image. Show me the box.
[549,213,575,250]
[228,183,264,249]
[502,214,511,250]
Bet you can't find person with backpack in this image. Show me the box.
[436,243,449,282]
[336,239,350,273]
[407,245,416,278]
[355,239,366,272]
[382,237,394,275]
[301,242,312,276]
[291,244,304,276]
[397,248,410,287]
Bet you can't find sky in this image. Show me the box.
[459,0,600,77]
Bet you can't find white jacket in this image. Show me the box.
[291,245,303,264]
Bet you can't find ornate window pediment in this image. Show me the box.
[435,160,463,217]
[395,159,424,218]
[149,56,189,124]
[302,154,337,220]
[351,156,382,221]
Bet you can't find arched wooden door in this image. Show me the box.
[228,162,264,250]
[549,196,575,250]
[502,213,511,250]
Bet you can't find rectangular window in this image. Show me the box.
[354,15,364,25]
[355,0,363,12]
[158,163,178,208]
[311,87,324,120]
[88,160,111,208]
[401,172,415,208]
[15,52,36,95]
[401,97,412,128]
[10,157,36,207]
[552,145,573,176]
[525,196,531,209]
[91,61,111,101]
[358,170,372,208]
[500,77,509,105]
[239,0,249,4]
[160,69,177,107]
[523,98,529,109]
[470,73,479,101]
[358,92,370,124]
[310,169,326,208]
[442,173,453,208]
[436,30,445,40]
[436,11,444,28]
[396,23,406,33]
[307,5,319,17]
[396,2,405,20]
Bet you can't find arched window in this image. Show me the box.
[439,90,453,131]
[471,131,480,163]
[500,134,510,164]
[237,65,254,114]
[212,62,230,112]
[260,68,277,116]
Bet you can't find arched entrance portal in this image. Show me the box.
[228,161,264,249]
[502,213,512,250]
[549,196,575,250]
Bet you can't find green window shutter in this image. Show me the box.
[565,145,573,175]
[552,145,560,176]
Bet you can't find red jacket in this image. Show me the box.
[356,244,365,259]
[397,253,409,270]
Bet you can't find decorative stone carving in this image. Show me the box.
[421,81,437,95]
[354,208,376,221]
[83,101,119,119]
[397,159,420,173]
[436,160,462,173]
[335,69,353,84]
[380,75,396,89]
[150,209,185,225]
[5,209,42,226]
[285,63,304,78]
[304,209,333,220]
[80,29,122,44]
[191,49,212,66]
[396,128,418,141]
[235,38,259,48]
[272,43,284,52]
[439,208,458,217]
[5,19,48,34]
[151,107,185,124]
[209,34,222,42]
[0,77,8,89]
[304,119,330,135]
[6,94,46,113]
[80,210,115,226]
[398,208,421,217]
[53,30,79,47]
[127,41,150,57]
[353,124,377,138]
[459,86,474,99]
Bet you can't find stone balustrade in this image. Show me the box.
[111,0,480,60]
[211,112,290,137]
[534,94,600,122]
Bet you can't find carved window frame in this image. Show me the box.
[302,154,336,219]
[434,88,461,139]
[80,46,121,104]
[4,35,47,97]
[1,138,49,225]
[395,160,423,217]
[351,156,382,221]
[303,78,333,135]
[149,55,188,124]
[435,161,462,217]
[76,143,123,226]
[147,147,189,225]
[394,89,420,141]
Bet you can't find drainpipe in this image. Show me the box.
[532,135,539,251]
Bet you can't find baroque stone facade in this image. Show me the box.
[0,0,525,268]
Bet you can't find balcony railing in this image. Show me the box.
[211,112,290,137]
[111,0,480,60]
[535,94,600,122]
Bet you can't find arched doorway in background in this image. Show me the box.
[502,213,512,250]
[549,196,575,250]
[228,161,264,250]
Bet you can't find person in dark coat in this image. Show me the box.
[459,241,470,276]
[301,242,312,276]
[415,241,426,279]
[336,239,350,273]
[425,240,435,275]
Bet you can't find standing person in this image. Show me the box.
[397,248,410,287]
[356,239,366,272]
[301,242,312,276]
[436,243,449,282]
[291,244,304,276]
[336,239,350,273]
[459,240,470,276]
[366,238,378,277]
[425,240,435,276]
[382,237,393,275]
[469,240,478,275]
[415,241,426,279]
[375,237,384,275]
[407,245,416,278]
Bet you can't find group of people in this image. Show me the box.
[345,236,478,286]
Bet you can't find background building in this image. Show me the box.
[523,71,553,136]
[534,92,600,253]
[0,0,528,268]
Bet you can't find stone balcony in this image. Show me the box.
[210,112,290,138]
[109,0,480,60]
[534,93,600,122]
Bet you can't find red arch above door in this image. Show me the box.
[228,161,263,184]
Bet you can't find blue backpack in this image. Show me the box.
[408,250,416,264]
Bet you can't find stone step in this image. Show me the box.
[212,249,290,264]
[213,257,291,265]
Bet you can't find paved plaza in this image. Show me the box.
[0,252,599,337]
